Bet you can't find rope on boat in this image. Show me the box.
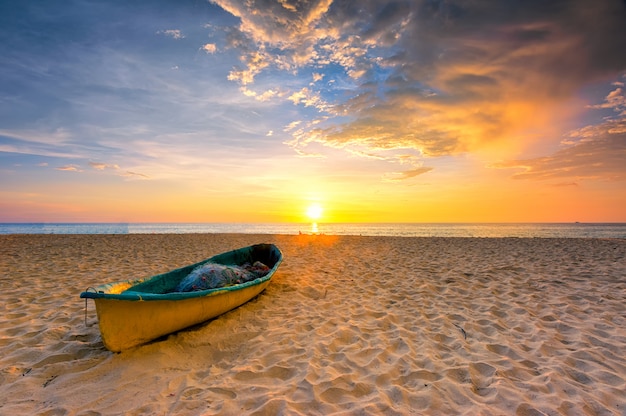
[84,287,97,326]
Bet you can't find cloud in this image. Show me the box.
[157,29,185,39]
[89,162,120,170]
[312,73,324,83]
[0,129,88,159]
[212,0,373,84]
[284,120,302,131]
[493,77,626,182]
[211,0,626,176]
[227,51,270,85]
[587,83,626,116]
[493,118,626,181]
[0,128,72,147]
[384,166,433,181]
[288,87,330,111]
[122,171,150,179]
[56,165,82,172]
[240,86,279,101]
[213,0,334,47]
[87,161,149,180]
[202,43,217,53]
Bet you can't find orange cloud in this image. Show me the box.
[89,162,120,170]
[202,43,217,54]
[213,0,626,181]
[56,165,82,172]
[384,167,433,181]
[493,118,626,182]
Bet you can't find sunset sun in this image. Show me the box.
[306,204,323,221]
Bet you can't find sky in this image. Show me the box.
[1,0,625,223]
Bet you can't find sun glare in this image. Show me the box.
[306,204,323,221]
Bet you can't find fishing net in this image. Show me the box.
[175,261,270,292]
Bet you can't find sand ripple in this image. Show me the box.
[1,234,625,415]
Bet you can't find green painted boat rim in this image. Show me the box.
[80,243,282,302]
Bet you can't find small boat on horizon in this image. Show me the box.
[81,243,283,352]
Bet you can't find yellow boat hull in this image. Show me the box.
[81,243,282,352]
[92,280,270,352]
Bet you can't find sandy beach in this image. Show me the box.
[0,234,624,415]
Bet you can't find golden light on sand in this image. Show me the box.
[306,204,323,221]
[2,234,625,414]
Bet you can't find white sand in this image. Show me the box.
[0,234,625,415]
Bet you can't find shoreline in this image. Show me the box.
[2,222,626,240]
[1,234,625,414]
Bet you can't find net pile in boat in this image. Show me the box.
[174,261,270,292]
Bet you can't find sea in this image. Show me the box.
[1,223,625,239]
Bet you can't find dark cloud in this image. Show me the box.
[401,0,626,92]
[193,1,626,180]
[361,1,412,44]
[314,0,625,169]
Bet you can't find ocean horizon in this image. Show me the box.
[1,222,625,239]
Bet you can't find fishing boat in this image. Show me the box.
[80,243,283,352]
